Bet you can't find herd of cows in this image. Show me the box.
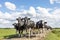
[13,17,52,37]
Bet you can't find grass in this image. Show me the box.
[0,28,60,40]
[0,28,16,39]
[45,29,60,40]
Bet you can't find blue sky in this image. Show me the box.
[0,0,60,28]
[0,0,60,12]
[0,0,59,12]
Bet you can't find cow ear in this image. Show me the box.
[44,22,47,24]
[28,18,30,20]
[16,18,18,20]
[12,24,14,25]
[21,18,24,20]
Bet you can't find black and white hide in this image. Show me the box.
[36,20,43,33]
[15,17,25,37]
[44,22,52,30]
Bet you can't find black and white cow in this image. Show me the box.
[13,17,25,37]
[13,17,35,37]
[36,20,43,33]
[13,23,18,34]
[44,22,52,30]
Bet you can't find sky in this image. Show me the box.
[0,0,60,28]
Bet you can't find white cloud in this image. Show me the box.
[50,0,54,4]
[0,19,10,24]
[55,0,60,3]
[0,11,18,28]
[36,7,52,17]
[36,7,60,28]
[50,0,60,4]
[52,8,60,21]
[28,6,36,17]
[0,6,60,28]
[0,4,2,7]
[5,2,16,10]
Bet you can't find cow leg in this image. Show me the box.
[40,28,43,33]
[28,28,31,38]
[18,30,21,37]
[39,28,41,34]
[21,30,23,37]
[38,28,40,34]
[26,29,27,33]
[26,29,28,34]
[21,30,23,34]
[42,28,44,33]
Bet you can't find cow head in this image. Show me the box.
[13,23,17,26]
[44,22,47,24]
[23,17,30,25]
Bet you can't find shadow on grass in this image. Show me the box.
[4,34,20,39]
[4,34,36,39]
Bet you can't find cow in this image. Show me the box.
[15,17,25,37]
[46,26,52,30]
[22,17,30,32]
[36,20,43,33]
[26,20,35,29]
[43,22,52,30]
[13,23,25,37]
[22,17,35,37]
[13,23,18,34]
[13,17,35,37]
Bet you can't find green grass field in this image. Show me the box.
[0,28,60,40]
[45,29,60,40]
[0,28,16,39]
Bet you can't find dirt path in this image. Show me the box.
[3,30,51,40]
